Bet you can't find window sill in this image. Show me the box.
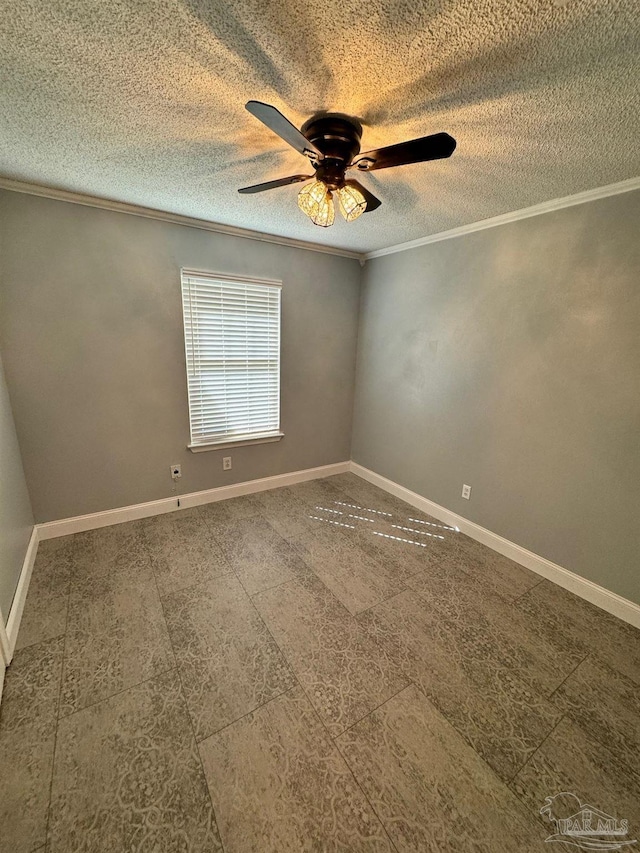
[188,432,285,452]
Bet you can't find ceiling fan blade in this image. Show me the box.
[344,179,382,212]
[238,175,312,194]
[245,101,323,161]
[351,132,456,172]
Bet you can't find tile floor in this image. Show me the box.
[1,473,639,852]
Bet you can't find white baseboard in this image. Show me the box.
[350,462,640,630]
[36,461,351,540]
[0,609,9,666]
[0,621,7,704]
[5,527,40,660]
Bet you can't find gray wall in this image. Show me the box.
[2,186,638,604]
[0,191,361,522]
[352,190,640,604]
[0,351,34,620]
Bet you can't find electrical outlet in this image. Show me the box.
[223,456,232,471]
[171,464,182,480]
[461,484,471,500]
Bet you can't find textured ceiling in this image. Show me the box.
[0,0,638,253]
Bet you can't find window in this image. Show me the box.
[181,270,282,450]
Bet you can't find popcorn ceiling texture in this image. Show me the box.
[0,0,638,253]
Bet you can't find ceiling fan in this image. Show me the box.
[239,101,456,227]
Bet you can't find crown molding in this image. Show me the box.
[3,174,638,264]
[364,176,640,260]
[0,176,364,262]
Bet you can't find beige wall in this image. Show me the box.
[0,351,34,620]
[352,190,640,604]
[0,191,361,522]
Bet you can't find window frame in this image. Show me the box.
[181,268,284,452]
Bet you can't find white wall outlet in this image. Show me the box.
[461,484,471,500]
[170,464,182,480]
[223,456,232,471]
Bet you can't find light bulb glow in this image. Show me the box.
[298,180,335,227]
[336,184,367,222]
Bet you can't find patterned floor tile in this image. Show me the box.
[328,502,459,582]
[552,656,640,770]
[256,486,320,540]
[71,549,155,598]
[0,726,55,853]
[15,539,73,651]
[198,493,264,532]
[326,473,448,531]
[0,637,64,853]
[48,670,222,853]
[146,510,232,596]
[286,477,350,508]
[358,589,560,780]
[199,686,393,852]
[0,637,64,736]
[162,573,295,740]
[418,532,541,602]
[516,580,640,684]
[289,520,406,614]
[216,516,311,595]
[253,574,408,736]
[60,572,173,715]
[7,475,640,852]
[337,684,546,852]
[254,485,303,515]
[313,475,453,573]
[64,518,150,568]
[325,473,410,517]
[512,717,640,837]
[407,561,585,695]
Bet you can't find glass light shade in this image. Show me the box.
[336,184,367,222]
[298,180,335,227]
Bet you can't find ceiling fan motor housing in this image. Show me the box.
[302,115,362,189]
[239,100,456,214]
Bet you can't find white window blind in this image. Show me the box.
[181,270,282,448]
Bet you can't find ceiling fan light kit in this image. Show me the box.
[336,183,367,222]
[239,101,456,228]
[297,179,367,226]
[297,179,335,227]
